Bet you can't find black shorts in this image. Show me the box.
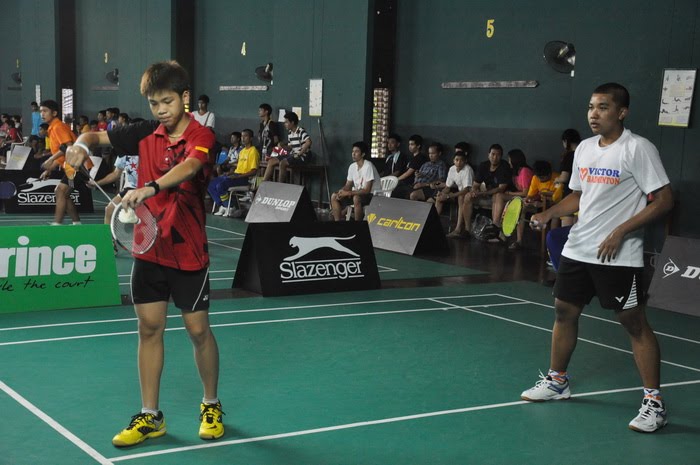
[553,256,646,311]
[131,259,210,312]
[418,186,439,199]
[59,170,88,188]
[339,193,373,207]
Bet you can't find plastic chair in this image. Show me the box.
[345,176,399,220]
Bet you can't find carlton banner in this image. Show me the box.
[0,225,121,314]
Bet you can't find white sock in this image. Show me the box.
[72,221,82,225]
[141,407,159,416]
[202,397,219,405]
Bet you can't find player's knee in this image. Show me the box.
[186,324,211,345]
[554,299,582,322]
[617,307,648,337]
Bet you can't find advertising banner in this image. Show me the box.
[234,221,379,296]
[0,225,121,313]
[245,181,317,223]
[647,235,700,317]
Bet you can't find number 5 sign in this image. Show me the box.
[486,19,495,38]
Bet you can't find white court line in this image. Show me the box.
[430,298,700,374]
[118,269,235,278]
[0,380,114,465]
[205,224,245,236]
[491,294,700,346]
[208,240,241,251]
[0,293,501,332]
[108,378,700,462]
[377,265,398,272]
[0,307,453,347]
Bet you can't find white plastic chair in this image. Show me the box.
[345,176,399,220]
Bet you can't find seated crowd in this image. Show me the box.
[3,96,579,254]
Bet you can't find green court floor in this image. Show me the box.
[1,282,699,465]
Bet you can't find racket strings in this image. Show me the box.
[111,204,158,254]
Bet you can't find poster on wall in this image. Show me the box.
[658,68,696,128]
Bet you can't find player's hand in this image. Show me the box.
[65,144,88,170]
[121,186,155,209]
[87,179,97,188]
[39,170,51,180]
[529,212,549,230]
[597,228,624,263]
[41,159,53,170]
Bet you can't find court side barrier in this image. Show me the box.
[245,181,317,223]
[364,196,448,256]
[234,221,380,297]
[0,225,121,313]
[647,235,700,317]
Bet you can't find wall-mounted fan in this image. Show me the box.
[10,72,22,84]
[105,68,119,85]
[543,41,576,74]
[255,63,273,84]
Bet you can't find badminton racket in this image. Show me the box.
[80,166,158,254]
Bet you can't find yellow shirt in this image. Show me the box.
[234,145,260,175]
[527,172,561,201]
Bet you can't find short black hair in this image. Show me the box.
[453,151,467,160]
[533,160,553,177]
[352,141,369,157]
[30,101,38,106]
[428,142,442,153]
[242,128,254,138]
[593,82,630,108]
[388,133,401,143]
[140,60,190,97]
[40,99,60,114]
[231,131,242,138]
[489,143,503,154]
[284,111,299,125]
[198,94,210,104]
[408,134,423,147]
[259,103,272,114]
[561,128,581,145]
[89,120,98,125]
[454,141,470,154]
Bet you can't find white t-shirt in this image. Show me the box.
[562,129,669,267]
[114,155,139,189]
[193,111,215,128]
[445,164,474,191]
[347,160,380,191]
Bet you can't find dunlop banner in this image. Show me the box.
[0,225,121,313]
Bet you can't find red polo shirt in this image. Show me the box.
[108,118,215,270]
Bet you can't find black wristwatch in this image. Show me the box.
[145,181,160,195]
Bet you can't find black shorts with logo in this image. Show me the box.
[553,256,646,311]
[131,258,210,312]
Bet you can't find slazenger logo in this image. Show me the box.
[662,258,681,278]
[15,178,82,206]
[279,235,363,283]
[255,195,297,211]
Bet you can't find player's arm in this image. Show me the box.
[531,190,581,227]
[123,157,203,209]
[337,180,353,198]
[65,131,112,168]
[95,168,123,186]
[597,184,673,262]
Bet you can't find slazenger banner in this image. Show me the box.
[0,225,121,313]
[647,235,700,317]
[233,221,379,296]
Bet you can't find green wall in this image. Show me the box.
[394,0,700,237]
[193,0,372,190]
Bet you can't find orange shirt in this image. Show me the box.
[47,118,93,170]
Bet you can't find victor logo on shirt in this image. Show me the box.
[579,167,620,185]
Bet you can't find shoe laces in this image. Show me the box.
[637,397,663,419]
[200,403,225,423]
[533,370,568,388]
[127,412,157,430]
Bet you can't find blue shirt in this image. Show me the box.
[31,111,41,136]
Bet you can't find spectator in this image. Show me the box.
[461,144,511,236]
[215,131,241,177]
[89,120,99,131]
[331,141,380,221]
[209,129,260,216]
[391,134,427,198]
[77,115,90,134]
[554,128,581,228]
[379,133,408,177]
[433,152,474,235]
[30,101,42,136]
[118,113,131,126]
[258,103,279,159]
[409,142,447,201]
[491,149,533,230]
[262,111,312,183]
[193,94,215,128]
[97,110,108,131]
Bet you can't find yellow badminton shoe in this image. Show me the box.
[112,411,166,447]
[199,402,225,440]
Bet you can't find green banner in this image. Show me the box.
[0,225,121,313]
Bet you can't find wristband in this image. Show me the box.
[73,141,92,157]
[145,181,160,195]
